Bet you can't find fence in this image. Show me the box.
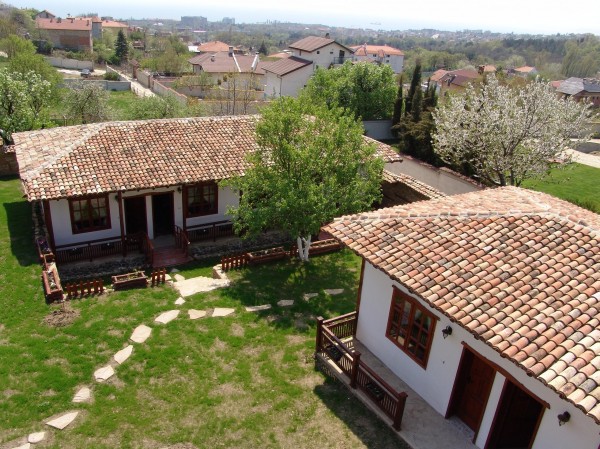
[221,254,248,271]
[45,56,94,70]
[62,78,131,91]
[150,268,167,286]
[64,279,104,299]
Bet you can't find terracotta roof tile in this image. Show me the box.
[263,56,312,76]
[289,36,335,52]
[323,187,600,424]
[14,116,400,201]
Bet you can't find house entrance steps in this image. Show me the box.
[318,339,477,449]
[152,235,192,268]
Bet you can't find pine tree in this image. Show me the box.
[114,30,128,64]
[258,41,268,55]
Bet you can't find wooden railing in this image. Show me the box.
[140,232,154,266]
[187,220,234,243]
[64,279,104,299]
[316,313,407,431]
[221,253,248,271]
[174,225,190,255]
[54,234,143,264]
[150,267,167,286]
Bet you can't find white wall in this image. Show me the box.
[50,185,236,245]
[291,42,351,68]
[354,54,404,73]
[385,158,483,196]
[265,64,314,98]
[357,261,600,449]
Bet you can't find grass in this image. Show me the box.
[522,163,600,213]
[0,176,407,448]
[106,90,143,121]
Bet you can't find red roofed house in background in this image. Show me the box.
[263,35,355,98]
[12,116,400,267]
[350,44,404,74]
[318,187,600,448]
[35,17,93,52]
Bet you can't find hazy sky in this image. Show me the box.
[9,0,600,35]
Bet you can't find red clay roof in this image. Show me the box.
[289,36,335,52]
[323,187,600,424]
[188,52,266,75]
[351,44,404,57]
[14,116,400,201]
[197,41,234,53]
[36,17,91,31]
[263,56,312,76]
[101,19,128,28]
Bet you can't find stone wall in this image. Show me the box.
[62,79,131,91]
[0,147,18,177]
[45,56,94,70]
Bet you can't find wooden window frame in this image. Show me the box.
[185,182,218,217]
[69,194,111,234]
[385,287,436,368]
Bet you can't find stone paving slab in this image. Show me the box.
[188,309,207,320]
[324,288,344,295]
[174,297,186,305]
[212,308,235,317]
[277,299,294,307]
[173,274,186,282]
[94,365,115,382]
[174,276,230,297]
[245,304,272,312]
[155,310,180,324]
[46,411,79,430]
[130,324,152,343]
[28,432,45,443]
[11,443,30,449]
[114,345,133,364]
[72,386,91,403]
[303,293,318,301]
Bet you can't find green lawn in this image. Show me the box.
[106,90,143,121]
[522,163,600,213]
[0,177,406,448]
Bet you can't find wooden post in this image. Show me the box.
[118,191,126,257]
[316,317,324,353]
[393,392,408,431]
[350,351,361,389]
[42,200,56,253]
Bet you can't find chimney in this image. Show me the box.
[228,46,234,56]
[325,32,330,38]
[57,17,61,23]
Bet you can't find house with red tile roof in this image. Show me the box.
[319,187,600,448]
[35,17,93,51]
[263,35,355,98]
[350,44,404,74]
[557,77,600,107]
[513,66,538,77]
[188,50,267,89]
[431,68,481,96]
[12,116,400,263]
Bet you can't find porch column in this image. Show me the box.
[350,351,361,389]
[316,316,324,353]
[181,185,187,233]
[117,191,126,256]
[42,200,56,252]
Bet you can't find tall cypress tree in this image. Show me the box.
[391,74,403,128]
[404,60,422,116]
[115,30,128,64]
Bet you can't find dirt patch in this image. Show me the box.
[3,389,17,397]
[209,337,228,353]
[230,323,244,337]
[286,334,308,345]
[44,305,80,327]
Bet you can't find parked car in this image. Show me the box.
[80,69,90,78]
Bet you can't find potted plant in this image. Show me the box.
[111,271,148,290]
[246,246,287,265]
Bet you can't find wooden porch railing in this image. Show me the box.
[187,220,234,243]
[54,234,144,264]
[174,225,190,256]
[316,312,408,431]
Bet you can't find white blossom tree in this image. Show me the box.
[432,74,590,186]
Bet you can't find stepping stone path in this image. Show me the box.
[303,293,318,301]
[130,324,152,343]
[175,277,230,297]
[188,309,207,320]
[72,387,91,403]
[277,299,294,307]
[170,268,179,273]
[155,310,180,324]
[12,443,30,449]
[245,304,272,312]
[324,288,344,295]
[46,411,78,430]
[28,432,45,443]
[94,365,115,382]
[114,345,133,365]
[173,274,186,282]
[212,308,235,317]
[174,297,186,305]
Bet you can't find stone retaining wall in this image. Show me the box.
[0,147,18,176]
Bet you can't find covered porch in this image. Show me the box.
[316,312,477,449]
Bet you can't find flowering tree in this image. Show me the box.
[432,74,589,186]
[226,97,383,261]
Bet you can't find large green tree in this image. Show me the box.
[301,61,396,120]
[0,35,35,58]
[226,97,384,261]
[0,69,52,144]
[64,81,111,124]
[114,30,129,64]
[433,74,589,187]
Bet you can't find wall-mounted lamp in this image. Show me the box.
[177,186,182,193]
[442,325,453,339]
[558,411,570,426]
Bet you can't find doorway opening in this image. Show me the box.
[152,193,174,237]
[124,196,147,235]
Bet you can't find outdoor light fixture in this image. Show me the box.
[177,186,182,193]
[442,325,453,339]
[558,411,571,426]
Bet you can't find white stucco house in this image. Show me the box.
[263,35,355,98]
[349,44,404,74]
[320,187,600,449]
[12,115,400,265]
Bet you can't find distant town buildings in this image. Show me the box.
[349,44,404,74]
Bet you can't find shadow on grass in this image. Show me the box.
[224,249,361,332]
[3,200,37,267]
[313,379,410,449]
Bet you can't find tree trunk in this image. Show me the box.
[296,235,312,262]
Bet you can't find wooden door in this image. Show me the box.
[124,196,147,235]
[451,349,495,431]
